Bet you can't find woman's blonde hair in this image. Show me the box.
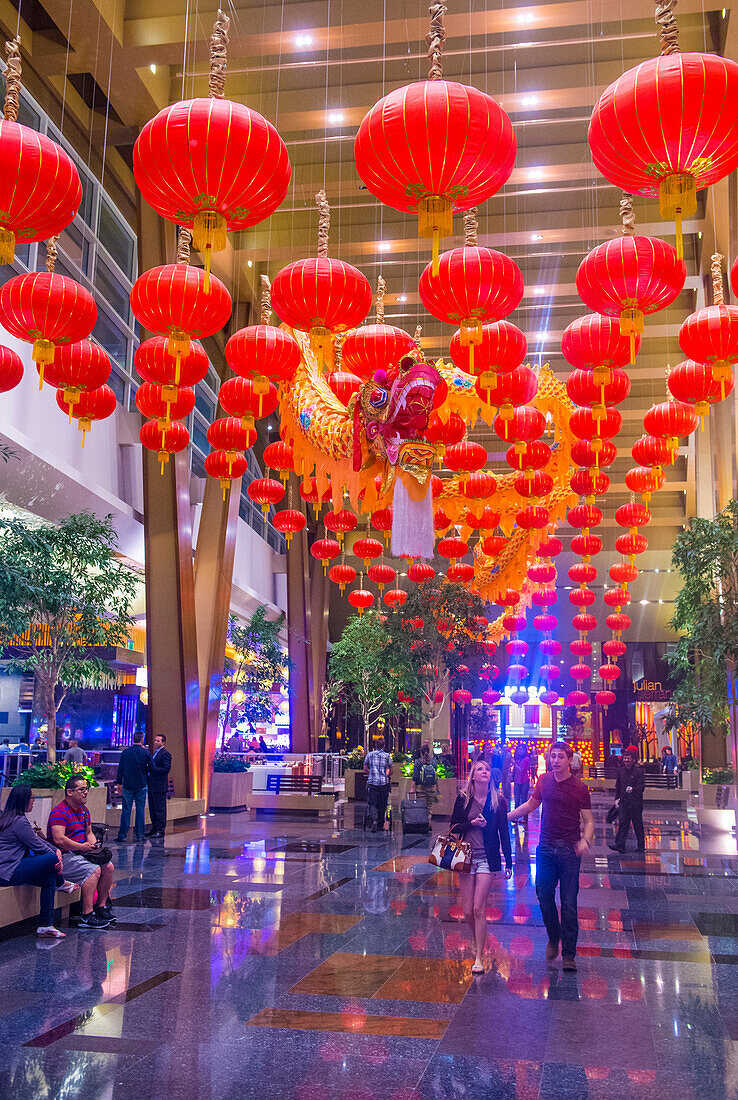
[461,760,498,811]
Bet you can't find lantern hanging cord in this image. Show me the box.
[316,189,330,258]
[334,332,343,368]
[208,9,230,98]
[414,324,422,345]
[426,2,447,80]
[376,275,386,324]
[464,208,479,247]
[46,236,58,273]
[177,226,192,264]
[620,193,636,236]
[260,275,272,324]
[3,37,21,122]
[654,1,679,55]
[711,252,725,306]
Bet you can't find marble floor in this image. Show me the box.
[1,795,738,1099]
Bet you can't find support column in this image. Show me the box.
[287,520,314,753]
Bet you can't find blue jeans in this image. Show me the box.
[0,852,62,927]
[535,841,582,958]
[117,786,147,840]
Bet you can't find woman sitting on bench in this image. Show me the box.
[0,785,76,938]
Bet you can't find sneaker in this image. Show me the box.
[78,911,109,929]
[95,904,116,924]
[36,926,66,939]
[608,844,625,853]
[562,956,577,972]
[545,940,560,962]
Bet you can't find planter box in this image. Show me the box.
[699,783,732,809]
[1,783,107,833]
[209,770,250,812]
[345,769,367,800]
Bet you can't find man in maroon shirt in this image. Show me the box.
[509,741,594,971]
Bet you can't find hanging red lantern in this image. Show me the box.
[531,588,558,608]
[328,562,357,591]
[517,505,549,531]
[496,404,545,447]
[570,640,593,659]
[43,339,110,412]
[570,469,610,499]
[327,370,363,406]
[207,416,254,455]
[460,471,497,500]
[562,313,641,373]
[494,588,520,609]
[604,589,631,608]
[603,639,627,660]
[135,336,209,389]
[482,689,501,706]
[324,508,358,541]
[273,509,307,545]
[632,433,674,475]
[408,562,435,583]
[570,407,622,444]
[505,440,551,474]
[570,664,592,681]
[452,688,473,708]
[225,322,301,390]
[443,440,487,477]
[368,563,396,591]
[681,293,738,400]
[384,588,407,608]
[0,269,96,381]
[450,320,526,377]
[609,562,639,587]
[140,419,189,473]
[438,536,469,564]
[615,533,648,562]
[247,477,285,516]
[540,664,561,683]
[353,536,384,569]
[606,612,632,636]
[538,536,563,559]
[507,663,528,681]
[219,376,278,428]
[447,562,475,584]
[482,534,509,558]
[566,368,630,410]
[434,506,451,533]
[135,382,196,429]
[596,690,616,710]
[643,399,698,456]
[528,562,557,584]
[569,562,597,584]
[503,612,526,633]
[465,506,500,534]
[571,534,602,559]
[566,689,590,706]
[668,359,733,426]
[569,589,596,609]
[615,502,651,532]
[370,507,393,544]
[264,439,294,483]
[431,410,467,449]
[311,538,341,572]
[476,363,537,412]
[576,236,685,362]
[624,465,665,503]
[55,384,116,444]
[568,504,603,531]
[130,265,231,367]
[573,613,597,633]
[571,439,617,469]
[348,588,374,614]
[342,323,416,380]
[516,471,553,499]
[298,478,332,516]
[0,345,23,393]
[133,12,290,284]
[538,631,561,651]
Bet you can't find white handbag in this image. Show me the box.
[429,828,472,873]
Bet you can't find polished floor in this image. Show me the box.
[1,795,738,1099]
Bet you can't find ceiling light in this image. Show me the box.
[659,599,664,604]
[150,64,157,75]
[328,112,345,125]
[398,294,407,302]
[534,331,549,341]
[655,568,659,574]
[640,599,649,605]
[295,34,313,47]
[247,260,253,268]
[531,233,543,242]
[530,286,545,295]
[518,13,535,24]
[378,242,391,252]
[528,168,544,181]
[521,94,539,108]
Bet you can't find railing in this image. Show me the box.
[588,764,680,790]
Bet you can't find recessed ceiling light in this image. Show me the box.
[295,34,313,47]
[247,260,253,268]
[640,599,649,605]
[534,331,549,340]
[528,168,544,181]
[518,13,535,24]
[150,63,157,75]
[530,286,545,295]
[531,233,543,242]
[328,112,345,124]
[378,242,391,252]
[521,94,539,108]
[398,294,407,302]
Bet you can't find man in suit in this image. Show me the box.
[147,734,172,838]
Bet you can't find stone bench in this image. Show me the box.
[0,885,76,937]
[105,796,206,831]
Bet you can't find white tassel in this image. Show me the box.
[391,479,435,560]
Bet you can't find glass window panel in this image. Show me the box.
[207,368,220,391]
[95,255,130,324]
[108,366,126,404]
[78,172,95,228]
[93,310,128,369]
[98,199,134,279]
[58,221,89,275]
[192,420,209,454]
[195,388,215,421]
[191,453,206,479]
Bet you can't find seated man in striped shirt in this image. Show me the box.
[47,775,114,929]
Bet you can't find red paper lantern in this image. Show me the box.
[452,688,473,707]
[505,440,551,473]
[475,363,537,410]
[603,639,627,659]
[443,440,487,476]
[55,384,116,443]
[130,265,231,363]
[609,562,639,586]
[573,613,597,633]
[368,563,396,591]
[438,536,469,564]
[204,450,248,496]
[540,664,561,683]
[348,588,374,614]
[538,536,563,558]
[540,689,560,706]
[516,471,554,498]
[328,562,357,591]
[531,589,558,607]
[384,588,407,608]
[225,324,301,387]
[571,439,617,469]
[570,406,622,443]
[273,509,306,545]
[615,533,648,561]
[408,562,435,583]
[562,313,641,370]
[570,664,592,681]
[264,439,294,482]
[606,612,632,635]
[135,382,196,427]
[134,96,290,277]
[567,689,590,706]
[596,690,616,709]
[324,508,358,540]
[458,472,496,501]
[342,324,416,380]
[517,505,549,530]
[503,612,526,633]
[354,79,516,264]
[643,399,698,455]
[528,562,556,584]
[604,589,631,608]
[482,535,509,558]
[568,504,603,530]
[570,639,593,657]
[496,404,545,447]
[570,469,610,499]
[569,562,597,584]
[571,534,602,559]
[624,465,665,503]
[271,259,372,354]
[450,320,526,377]
[589,51,738,257]
[615,502,651,531]
[135,336,209,388]
[0,272,96,377]
[632,433,674,474]
[447,562,475,584]
[353,536,383,568]
[538,631,561,650]
[0,345,23,392]
[140,419,189,472]
[327,370,363,406]
[680,298,738,398]
[569,588,596,609]
[668,359,733,424]
[576,236,685,362]
[311,538,341,572]
[482,689,501,706]
[566,368,630,409]
[495,588,520,609]
[298,478,332,515]
[434,506,451,532]
[43,339,110,410]
[207,416,254,454]
[219,377,278,427]
[247,477,285,516]
[370,507,393,543]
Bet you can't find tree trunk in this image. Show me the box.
[39,677,57,763]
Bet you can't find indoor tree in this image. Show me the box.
[0,511,138,760]
[221,607,288,745]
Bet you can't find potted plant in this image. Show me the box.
[343,746,366,801]
[3,760,107,828]
[209,753,251,812]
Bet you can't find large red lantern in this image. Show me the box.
[589,5,738,259]
[341,324,416,380]
[460,471,497,500]
[632,433,674,475]
[133,12,290,283]
[438,536,469,564]
[44,339,110,412]
[476,363,537,411]
[625,465,665,503]
[327,370,363,407]
[615,502,651,532]
[0,40,82,263]
[225,317,301,389]
[248,477,285,516]
[205,450,248,497]
[311,537,341,572]
[643,399,698,456]
[368,563,396,591]
[443,440,487,477]
[273,509,306,545]
[207,417,255,459]
[140,419,189,473]
[324,508,358,541]
[264,439,294,482]
[354,7,516,270]
[135,337,209,388]
[506,440,551,474]
[497,404,544,448]
[56,384,116,444]
[571,439,617,469]
[566,368,630,411]
[679,256,738,397]
[348,588,374,615]
[576,235,685,362]
[516,471,553,498]
[570,469,609,499]
[447,563,475,584]
[668,360,733,426]
[130,263,231,368]
[0,267,96,380]
[219,376,278,428]
[561,313,641,373]
[135,382,196,429]
[353,536,383,569]
[0,345,23,393]
[408,562,435,583]
[449,320,526,378]
[328,561,357,592]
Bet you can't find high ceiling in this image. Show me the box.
[5,0,738,645]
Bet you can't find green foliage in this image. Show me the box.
[213,753,250,773]
[702,766,734,785]
[0,512,138,757]
[12,760,98,789]
[667,501,738,740]
[392,751,411,763]
[345,746,366,770]
[223,608,289,738]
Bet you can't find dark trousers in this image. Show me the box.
[117,786,147,840]
[148,789,167,834]
[367,783,390,828]
[514,781,530,812]
[615,801,645,850]
[535,842,582,958]
[0,852,62,927]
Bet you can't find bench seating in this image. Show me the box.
[249,772,335,814]
[105,796,206,830]
[0,886,76,937]
[265,775,323,794]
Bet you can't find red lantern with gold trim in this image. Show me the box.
[273,509,306,545]
[219,376,278,428]
[311,537,341,572]
[135,382,196,429]
[625,465,665,503]
[348,587,374,614]
[248,477,285,516]
[264,439,294,482]
[43,339,110,413]
[0,270,96,380]
[450,320,526,377]
[140,419,189,473]
[135,336,209,388]
[130,265,231,368]
[562,313,641,372]
[408,562,435,583]
[681,285,738,400]
[0,345,23,392]
[368,563,396,591]
[667,359,733,426]
[225,324,300,387]
[371,507,393,544]
[328,561,356,591]
[447,562,475,584]
[570,469,610,499]
[205,450,248,498]
[571,439,617,469]
[632,433,674,476]
[324,508,358,542]
[342,324,416,380]
[643,398,698,457]
[327,370,363,406]
[460,471,497,500]
[56,384,116,445]
[443,440,486,477]
[271,258,372,359]
[353,536,383,569]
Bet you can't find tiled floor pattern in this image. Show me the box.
[0,798,737,1097]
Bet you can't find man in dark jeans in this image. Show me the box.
[610,744,645,853]
[509,741,594,972]
[147,734,172,838]
[362,736,393,832]
[115,731,151,843]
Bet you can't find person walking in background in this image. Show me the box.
[65,739,87,766]
[661,745,677,775]
[226,731,243,753]
[115,731,151,843]
[48,776,115,929]
[450,761,513,974]
[569,743,582,775]
[411,743,438,812]
[509,741,594,972]
[610,745,645,853]
[501,742,513,802]
[147,734,172,839]
[0,786,75,938]
[363,735,393,832]
[512,744,533,822]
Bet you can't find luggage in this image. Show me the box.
[401,795,430,834]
